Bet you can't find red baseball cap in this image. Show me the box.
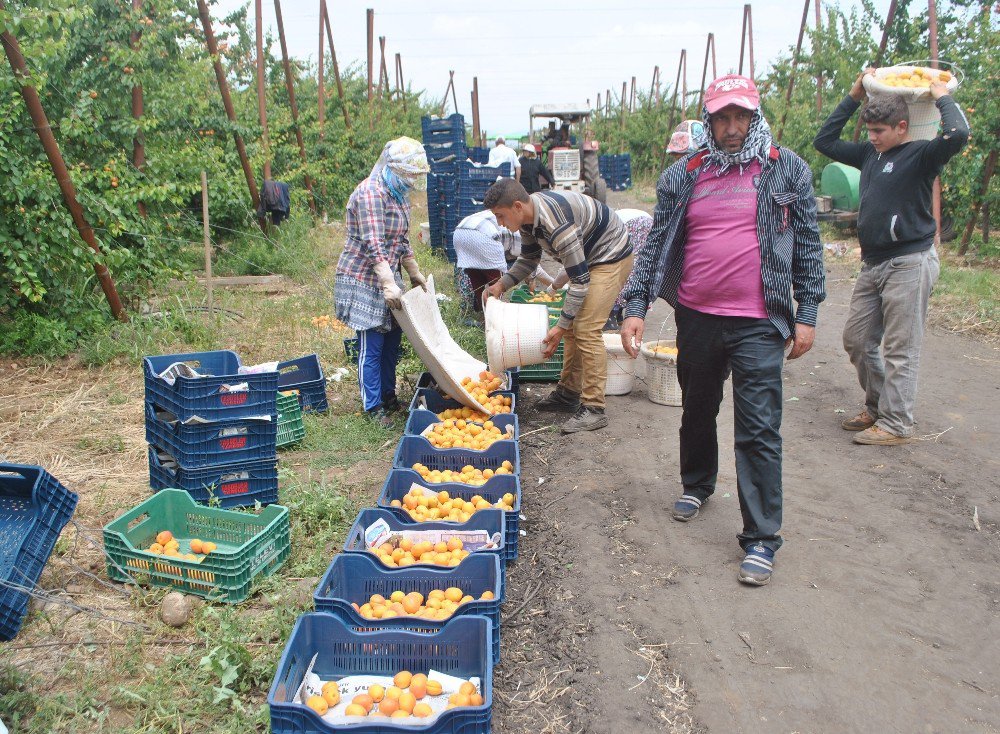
[704,74,760,114]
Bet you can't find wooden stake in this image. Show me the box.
[630,76,636,112]
[929,0,941,243]
[815,0,823,117]
[322,0,352,131]
[274,0,315,212]
[202,171,213,316]
[958,150,997,255]
[396,53,406,111]
[254,0,271,180]
[472,77,481,146]
[0,4,127,320]
[366,8,374,102]
[739,4,755,78]
[777,0,812,142]
[130,0,147,218]
[318,0,325,139]
[853,0,898,141]
[377,36,388,99]
[195,0,261,212]
[697,33,715,112]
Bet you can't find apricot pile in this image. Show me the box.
[880,67,952,89]
[371,537,471,568]
[350,587,495,621]
[389,486,516,522]
[424,418,510,450]
[143,530,216,563]
[305,672,483,719]
[410,460,515,486]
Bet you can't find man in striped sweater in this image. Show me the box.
[620,75,825,586]
[484,179,633,433]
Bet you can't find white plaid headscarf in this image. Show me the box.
[369,136,430,187]
[701,106,773,175]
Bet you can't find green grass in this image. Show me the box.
[933,260,1000,335]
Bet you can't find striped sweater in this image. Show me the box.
[620,146,825,339]
[500,190,631,329]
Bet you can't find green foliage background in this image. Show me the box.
[0,0,435,354]
[592,1,998,246]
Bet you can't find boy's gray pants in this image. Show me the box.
[842,246,940,438]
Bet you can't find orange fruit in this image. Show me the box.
[425,679,443,696]
[444,587,464,603]
[155,531,173,545]
[352,693,374,713]
[413,702,433,718]
[322,686,340,707]
[344,703,367,716]
[394,670,412,688]
[379,696,400,715]
[470,693,484,706]
[390,710,410,718]
[459,681,477,696]
[410,673,427,687]
[480,590,495,600]
[449,692,471,706]
[149,543,163,553]
[368,684,385,702]
[402,593,423,615]
[398,691,416,713]
[189,539,204,554]
[385,686,402,700]
[447,537,463,551]
[305,695,329,714]
[201,541,217,554]
[409,679,427,700]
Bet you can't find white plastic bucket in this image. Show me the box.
[862,62,962,142]
[484,297,550,374]
[603,333,635,396]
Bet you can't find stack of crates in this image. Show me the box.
[599,153,633,191]
[456,160,512,220]
[423,113,467,260]
[143,350,279,508]
[468,146,491,164]
[267,373,522,732]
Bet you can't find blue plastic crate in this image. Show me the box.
[393,436,520,477]
[342,508,507,594]
[143,350,278,423]
[468,147,490,164]
[268,613,492,734]
[0,464,78,641]
[144,405,276,469]
[378,469,520,561]
[421,113,465,134]
[457,160,511,181]
[277,354,328,414]
[404,409,518,440]
[408,387,516,416]
[148,447,279,508]
[313,553,503,663]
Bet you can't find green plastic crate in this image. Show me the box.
[103,489,290,603]
[276,391,305,448]
[510,287,564,316]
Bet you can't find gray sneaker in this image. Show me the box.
[535,386,581,413]
[561,405,609,433]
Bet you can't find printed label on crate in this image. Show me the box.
[218,426,249,438]
[249,540,278,571]
[298,661,482,723]
[364,519,500,551]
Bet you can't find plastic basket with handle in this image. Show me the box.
[640,339,682,406]
[0,464,78,641]
[862,60,963,141]
[103,488,289,603]
[313,553,504,663]
[267,613,493,734]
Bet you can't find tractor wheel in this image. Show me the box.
[592,178,608,204]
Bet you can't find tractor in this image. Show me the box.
[528,104,607,204]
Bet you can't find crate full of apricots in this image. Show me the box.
[313,552,504,663]
[268,614,494,733]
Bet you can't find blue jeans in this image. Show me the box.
[675,304,786,552]
[842,247,940,437]
[357,326,402,411]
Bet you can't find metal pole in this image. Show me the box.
[0,9,127,321]
[630,76,636,112]
[274,0,315,213]
[254,0,271,180]
[472,77,481,147]
[929,0,941,242]
[668,50,684,132]
[450,71,459,116]
[202,171,213,317]
[130,0,147,218]
[739,5,748,75]
[681,51,688,118]
[196,0,261,212]
[710,32,716,78]
[366,8,374,102]
[597,92,602,115]
[322,0,352,131]
[853,0,899,141]
[605,89,610,117]
[377,36,388,99]
[620,80,627,130]
[747,5,755,79]
[396,53,406,112]
[777,0,812,142]
[649,65,659,109]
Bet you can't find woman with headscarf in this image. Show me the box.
[335,137,430,427]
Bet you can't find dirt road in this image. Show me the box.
[494,195,1000,734]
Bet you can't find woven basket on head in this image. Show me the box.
[640,339,682,407]
[862,61,962,141]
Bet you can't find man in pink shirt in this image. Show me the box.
[620,75,825,586]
